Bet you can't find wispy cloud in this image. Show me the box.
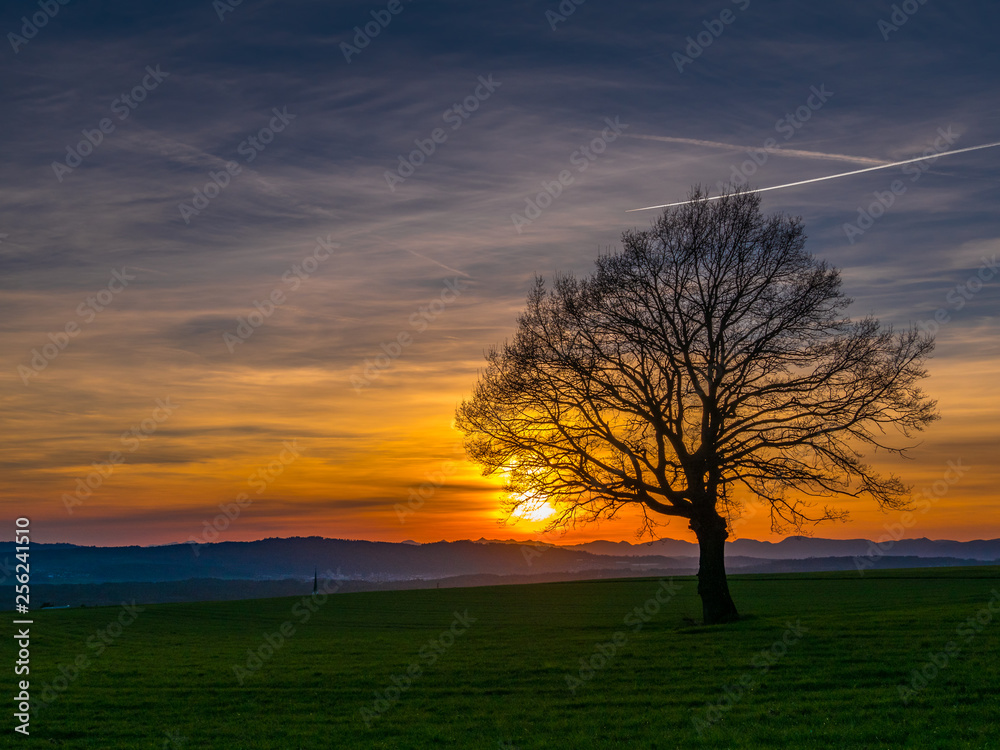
[2,0,999,546]
[624,133,890,166]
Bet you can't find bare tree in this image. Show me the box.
[456,188,938,624]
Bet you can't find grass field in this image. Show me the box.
[11,567,1000,748]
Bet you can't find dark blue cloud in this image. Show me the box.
[2,0,998,544]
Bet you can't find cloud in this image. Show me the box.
[2,0,999,545]
[623,133,890,166]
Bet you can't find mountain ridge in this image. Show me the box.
[8,535,999,586]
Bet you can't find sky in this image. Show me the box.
[1,0,998,548]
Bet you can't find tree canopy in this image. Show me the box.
[457,189,938,622]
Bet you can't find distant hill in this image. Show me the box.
[566,536,1000,560]
[10,537,695,585]
[3,535,997,608]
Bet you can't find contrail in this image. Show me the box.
[405,248,472,278]
[625,133,888,166]
[626,140,1000,212]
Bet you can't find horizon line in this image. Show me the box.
[7,533,997,548]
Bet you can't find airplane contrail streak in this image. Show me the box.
[405,248,472,278]
[626,140,1000,212]
[625,133,888,166]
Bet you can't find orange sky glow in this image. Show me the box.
[5,306,997,547]
[3,24,998,548]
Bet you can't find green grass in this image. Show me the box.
[10,567,1000,748]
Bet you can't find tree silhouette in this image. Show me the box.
[456,189,938,623]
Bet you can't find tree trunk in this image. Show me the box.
[690,514,739,624]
